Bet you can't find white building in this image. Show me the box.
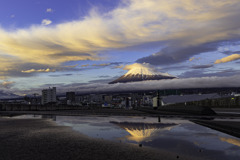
[41,87,56,104]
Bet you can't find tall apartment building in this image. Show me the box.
[41,87,57,104]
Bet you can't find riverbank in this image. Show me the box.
[1,108,240,119]
[0,117,206,160]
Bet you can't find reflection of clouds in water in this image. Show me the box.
[89,122,111,127]
[158,123,237,152]
[99,128,113,131]
[143,137,240,160]
[220,137,240,158]
[220,137,240,147]
[53,115,240,160]
[194,141,200,146]
[180,123,213,132]
[194,133,217,137]
[169,123,220,139]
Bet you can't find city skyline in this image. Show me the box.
[1,0,240,98]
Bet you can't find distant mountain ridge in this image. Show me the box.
[0,91,20,99]
[109,64,176,84]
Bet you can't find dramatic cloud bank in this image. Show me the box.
[20,75,240,96]
[77,76,240,94]
[1,0,240,79]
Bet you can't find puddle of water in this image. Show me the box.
[12,115,240,160]
[56,116,240,160]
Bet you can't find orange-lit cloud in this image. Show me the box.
[81,64,90,67]
[21,68,55,73]
[64,64,79,68]
[92,63,110,67]
[215,54,240,64]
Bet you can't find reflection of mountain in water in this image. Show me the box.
[110,121,177,142]
[220,137,240,147]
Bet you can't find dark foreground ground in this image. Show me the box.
[0,118,207,160]
[191,120,240,138]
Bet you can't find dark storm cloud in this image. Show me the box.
[221,50,240,55]
[137,43,218,65]
[136,8,240,66]
[161,65,188,72]
[48,74,73,77]
[119,40,166,52]
[191,64,214,69]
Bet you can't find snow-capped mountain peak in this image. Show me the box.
[109,63,176,84]
[124,65,171,77]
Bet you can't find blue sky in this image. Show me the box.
[1,0,240,97]
[0,0,121,28]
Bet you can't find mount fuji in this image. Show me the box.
[109,63,176,84]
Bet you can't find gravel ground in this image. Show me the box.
[0,118,207,160]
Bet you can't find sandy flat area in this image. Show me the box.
[0,117,207,160]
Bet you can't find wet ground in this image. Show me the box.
[14,114,240,160]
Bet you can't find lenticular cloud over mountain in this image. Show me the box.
[109,63,176,84]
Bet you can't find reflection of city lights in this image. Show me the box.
[220,137,240,147]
